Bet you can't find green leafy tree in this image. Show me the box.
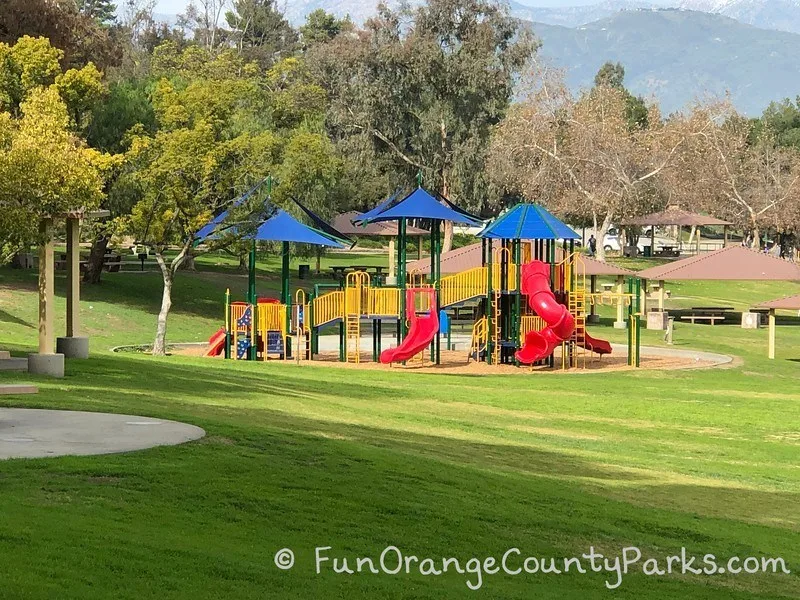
[0,87,110,262]
[55,62,106,131]
[299,9,350,46]
[309,0,536,250]
[225,0,297,64]
[77,0,118,26]
[593,61,649,130]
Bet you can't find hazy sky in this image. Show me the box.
[152,0,600,15]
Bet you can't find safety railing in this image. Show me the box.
[367,288,400,317]
[257,303,287,335]
[312,291,344,327]
[440,267,488,307]
[490,263,518,292]
[469,316,488,363]
[520,315,545,341]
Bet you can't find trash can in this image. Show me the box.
[298,264,310,279]
[643,245,652,258]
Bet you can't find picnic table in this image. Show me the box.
[680,306,733,325]
[329,265,386,283]
[654,245,680,258]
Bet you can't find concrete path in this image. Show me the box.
[0,409,205,460]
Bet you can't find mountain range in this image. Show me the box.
[530,8,800,114]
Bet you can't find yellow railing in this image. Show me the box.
[312,291,344,327]
[440,267,487,307]
[490,263,518,292]
[469,316,488,363]
[520,315,545,341]
[368,288,400,316]
[257,303,287,335]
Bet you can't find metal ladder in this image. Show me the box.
[491,291,501,365]
[345,271,370,364]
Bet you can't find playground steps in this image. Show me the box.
[491,291,501,365]
[468,317,488,363]
[345,314,360,364]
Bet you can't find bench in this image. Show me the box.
[680,306,733,325]
[654,245,680,258]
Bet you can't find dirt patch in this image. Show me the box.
[182,345,718,374]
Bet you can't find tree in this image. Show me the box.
[677,101,800,248]
[309,0,536,251]
[0,87,110,262]
[0,0,122,69]
[299,10,350,47]
[489,63,701,261]
[180,0,229,50]
[77,0,118,26]
[593,61,648,130]
[225,0,297,65]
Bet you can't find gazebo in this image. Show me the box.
[332,211,428,282]
[626,207,733,255]
[755,294,800,359]
[638,246,800,325]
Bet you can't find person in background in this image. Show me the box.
[587,235,597,257]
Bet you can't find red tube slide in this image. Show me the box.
[515,261,575,364]
[380,288,439,364]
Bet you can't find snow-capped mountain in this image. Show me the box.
[677,0,800,33]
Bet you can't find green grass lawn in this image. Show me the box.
[1,260,800,599]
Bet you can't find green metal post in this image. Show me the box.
[224,288,231,359]
[398,217,408,341]
[282,240,291,359]
[487,238,494,365]
[513,239,521,364]
[247,239,257,360]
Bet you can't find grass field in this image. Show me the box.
[1,256,799,599]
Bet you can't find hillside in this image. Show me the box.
[530,8,800,114]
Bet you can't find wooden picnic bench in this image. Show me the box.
[680,306,733,325]
[653,245,680,258]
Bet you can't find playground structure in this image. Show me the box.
[207,193,643,370]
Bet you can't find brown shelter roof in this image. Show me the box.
[332,211,427,237]
[408,243,638,277]
[638,246,800,281]
[626,207,732,227]
[756,293,800,310]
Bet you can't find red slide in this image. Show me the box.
[204,327,226,357]
[579,328,612,355]
[516,261,576,364]
[380,288,439,364]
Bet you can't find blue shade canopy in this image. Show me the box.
[251,209,345,247]
[478,204,579,240]
[194,178,271,241]
[291,196,352,245]
[361,188,482,226]
[352,191,400,226]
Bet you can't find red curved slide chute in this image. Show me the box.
[515,261,576,365]
[580,329,612,355]
[204,327,227,357]
[380,288,439,364]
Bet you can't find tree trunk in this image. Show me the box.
[315,247,322,274]
[180,254,196,271]
[442,221,454,254]
[595,213,614,262]
[238,252,247,272]
[153,253,173,357]
[752,227,761,250]
[83,234,110,284]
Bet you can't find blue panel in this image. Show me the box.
[253,210,345,246]
[363,188,481,225]
[477,204,579,240]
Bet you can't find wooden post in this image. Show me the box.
[38,218,54,354]
[615,275,626,328]
[640,279,648,315]
[696,227,701,255]
[589,275,597,320]
[388,238,396,281]
[658,279,665,311]
[768,308,776,359]
[66,217,80,337]
[650,227,655,255]
[723,225,729,248]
